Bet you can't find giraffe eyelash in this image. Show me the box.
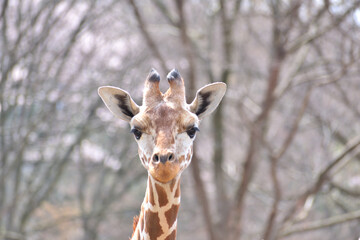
[130,128,142,140]
[186,126,199,138]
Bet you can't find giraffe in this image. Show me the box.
[98,69,226,240]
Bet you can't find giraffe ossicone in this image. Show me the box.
[98,69,226,240]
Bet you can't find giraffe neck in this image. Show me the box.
[131,174,181,240]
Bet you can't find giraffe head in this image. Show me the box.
[99,69,226,183]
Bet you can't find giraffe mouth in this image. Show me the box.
[148,161,181,183]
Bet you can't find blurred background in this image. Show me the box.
[1,0,360,239]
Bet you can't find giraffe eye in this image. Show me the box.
[131,128,142,140]
[187,126,199,138]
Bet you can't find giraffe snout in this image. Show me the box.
[152,151,175,164]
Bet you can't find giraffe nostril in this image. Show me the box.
[153,154,159,163]
[153,152,175,163]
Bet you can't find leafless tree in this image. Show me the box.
[2,0,360,239]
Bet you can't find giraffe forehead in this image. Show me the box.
[151,103,179,129]
[135,102,198,133]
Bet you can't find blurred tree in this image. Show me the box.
[1,0,360,240]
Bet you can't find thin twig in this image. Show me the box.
[280,135,360,227]
[280,209,360,237]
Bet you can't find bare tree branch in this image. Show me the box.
[280,209,360,237]
[263,86,313,240]
[281,134,360,227]
[151,0,178,26]
[286,1,360,54]
[227,16,286,240]
[330,181,360,198]
[212,0,243,224]
[127,0,168,73]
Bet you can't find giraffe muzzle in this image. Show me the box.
[149,160,180,183]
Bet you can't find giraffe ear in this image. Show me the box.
[98,86,140,122]
[189,82,227,119]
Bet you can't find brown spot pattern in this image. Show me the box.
[155,183,168,207]
[164,230,177,240]
[145,210,163,240]
[165,204,179,228]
